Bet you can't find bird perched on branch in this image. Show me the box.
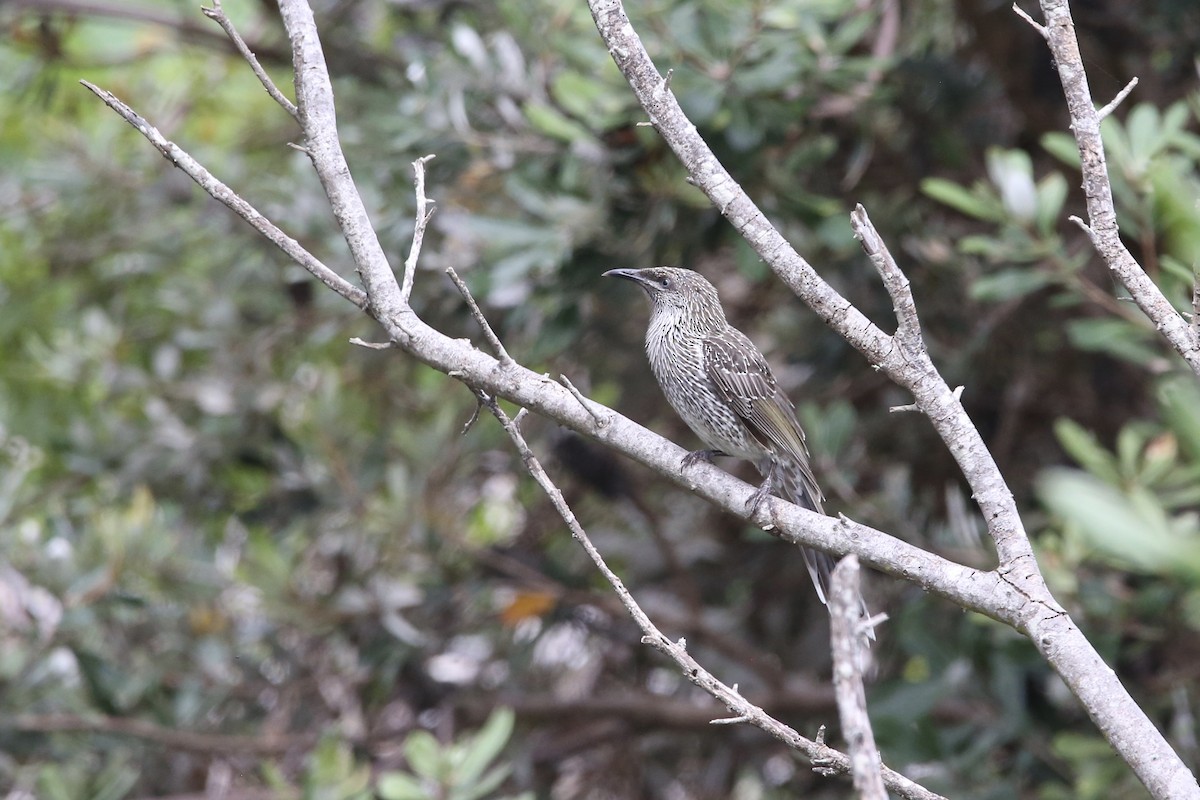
[604,266,872,635]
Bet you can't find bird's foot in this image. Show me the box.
[681,449,725,470]
[744,468,776,516]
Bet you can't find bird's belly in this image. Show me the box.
[654,359,761,460]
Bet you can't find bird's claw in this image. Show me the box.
[744,468,776,516]
[744,483,770,515]
[681,449,724,469]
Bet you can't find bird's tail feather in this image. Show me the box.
[769,458,876,643]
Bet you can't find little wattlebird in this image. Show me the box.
[605,266,873,637]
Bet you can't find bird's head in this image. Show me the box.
[603,267,725,324]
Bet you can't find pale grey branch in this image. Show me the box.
[202,0,298,118]
[78,80,367,309]
[1097,76,1138,121]
[560,374,613,428]
[1011,3,1047,37]
[278,0,401,322]
[445,267,513,366]
[401,155,437,304]
[830,555,887,800]
[851,204,921,342]
[1027,0,1200,376]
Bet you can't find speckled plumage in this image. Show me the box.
[605,266,871,630]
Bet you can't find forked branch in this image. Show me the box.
[1018,0,1200,375]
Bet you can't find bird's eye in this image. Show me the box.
[660,277,672,289]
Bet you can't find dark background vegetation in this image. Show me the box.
[1,0,1199,797]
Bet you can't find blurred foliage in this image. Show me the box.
[1,0,1199,798]
[377,708,531,800]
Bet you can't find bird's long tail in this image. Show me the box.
[767,457,876,643]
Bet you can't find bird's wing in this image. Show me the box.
[703,331,824,508]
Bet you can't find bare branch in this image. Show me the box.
[851,204,921,342]
[1011,3,1047,37]
[890,385,963,414]
[710,714,752,726]
[1026,0,1200,376]
[1097,76,1138,121]
[830,556,887,800]
[278,0,401,321]
[401,155,437,304]
[348,338,392,350]
[560,374,614,429]
[201,0,298,119]
[78,80,367,310]
[475,392,946,800]
[445,268,514,366]
[1193,273,1199,336]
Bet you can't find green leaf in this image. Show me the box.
[986,148,1037,222]
[1159,102,1190,145]
[1159,254,1197,285]
[551,70,627,129]
[1159,375,1200,462]
[958,234,1005,257]
[310,736,356,783]
[1037,469,1200,575]
[1041,132,1080,167]
[404,730,444,779]
[969,268,1055,302]
[920,177,1000,221]
[91,756,140,800]
[456,764,512,800]
[1065,318,1162,364]
[1053,419,1120,484]
[377,772,429,800]
[36,766,76,800]
[1114,424,1145,480]
[1035,172,1068,234]
[1138,433,1179,486]
[456,707,515,785]
[1125,103,1160,168]
[523,101,596,144]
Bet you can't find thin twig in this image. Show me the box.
[560,374,613,428]
[461,393,485,435]
[401,155,437,305]
[445,267,513,366]
[476,392,947,800]
[1096,77,1138,121]
[202,0,298,118]
[78,80,368,310]
[830,555,887,800]
[1011,3,1047,37]
[851,204,921,343]
[890,385,963,413]
[279,0,399,317]
[348,337,392,350]
[1193,273,1199,337]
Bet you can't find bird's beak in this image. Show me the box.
[603,268,647,285]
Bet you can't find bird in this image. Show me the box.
[604,266,872,635]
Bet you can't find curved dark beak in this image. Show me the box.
[603,268,647,284]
